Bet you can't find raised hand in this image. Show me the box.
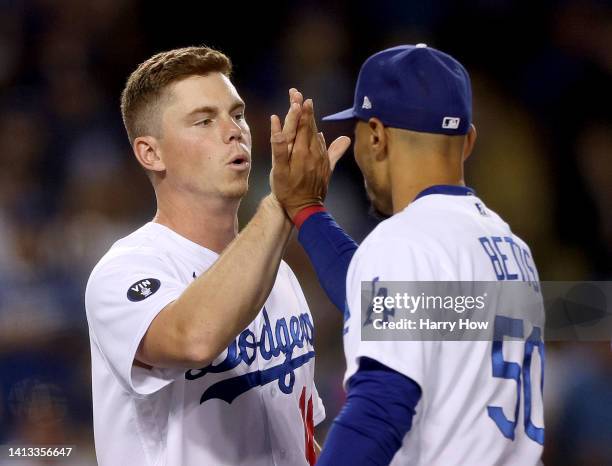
[270,96,351,220]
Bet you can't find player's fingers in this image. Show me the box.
[305,100,321,156]
[317,132,326,154]
[289,88,304,106]
[270,115,289,172]
[285,90,304,155]
[271,113,282,135]
[328,136,351,171]
[286,89,302,155]
[312,131,328,166]
[282,102,301,146]
[293,99,313,155]
[309,99,319,135]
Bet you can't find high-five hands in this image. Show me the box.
[270,89,351,221]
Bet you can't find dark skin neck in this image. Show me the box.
[386,127,472,213]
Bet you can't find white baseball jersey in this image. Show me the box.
[344,187,544,465]
[85,222,324,466]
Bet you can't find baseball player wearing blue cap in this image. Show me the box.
[272,44,545,465]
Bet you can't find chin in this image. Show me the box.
[222,180,249,199]
[368,203,392,221]
[365,190,393,220]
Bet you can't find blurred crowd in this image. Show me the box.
[0,1,610,464]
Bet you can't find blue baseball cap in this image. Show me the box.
[322,44,472,135]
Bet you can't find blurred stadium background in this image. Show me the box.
[0,0,611,464]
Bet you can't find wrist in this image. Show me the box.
[292,205,326,229]
[262,194,293,229]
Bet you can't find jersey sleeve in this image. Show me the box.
[297,211,359,313]
[312,383,326,426]
[85,250,187,396]
[343,238,442,389]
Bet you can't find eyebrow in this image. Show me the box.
[187,101,245,118]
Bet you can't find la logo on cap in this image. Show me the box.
[442,116,460,129]
[362,96,372,109]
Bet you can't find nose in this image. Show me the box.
[222,117,243,144]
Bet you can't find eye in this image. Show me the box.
[234,113,244,121]
[196,118,213,126]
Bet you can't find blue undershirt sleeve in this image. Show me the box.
[297,211,359,313]
[316,357,422,466]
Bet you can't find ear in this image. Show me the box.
[133,136,166,173]
[367,117,388,161]
[463,124,477,161]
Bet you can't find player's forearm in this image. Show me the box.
[297,211,358,313]
[141,195,292,368]
[180,195,291,360]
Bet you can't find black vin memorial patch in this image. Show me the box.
[127,278,161,302]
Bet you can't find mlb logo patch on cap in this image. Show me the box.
[442,117,461,130]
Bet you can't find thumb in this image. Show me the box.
[328,136,351,171]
